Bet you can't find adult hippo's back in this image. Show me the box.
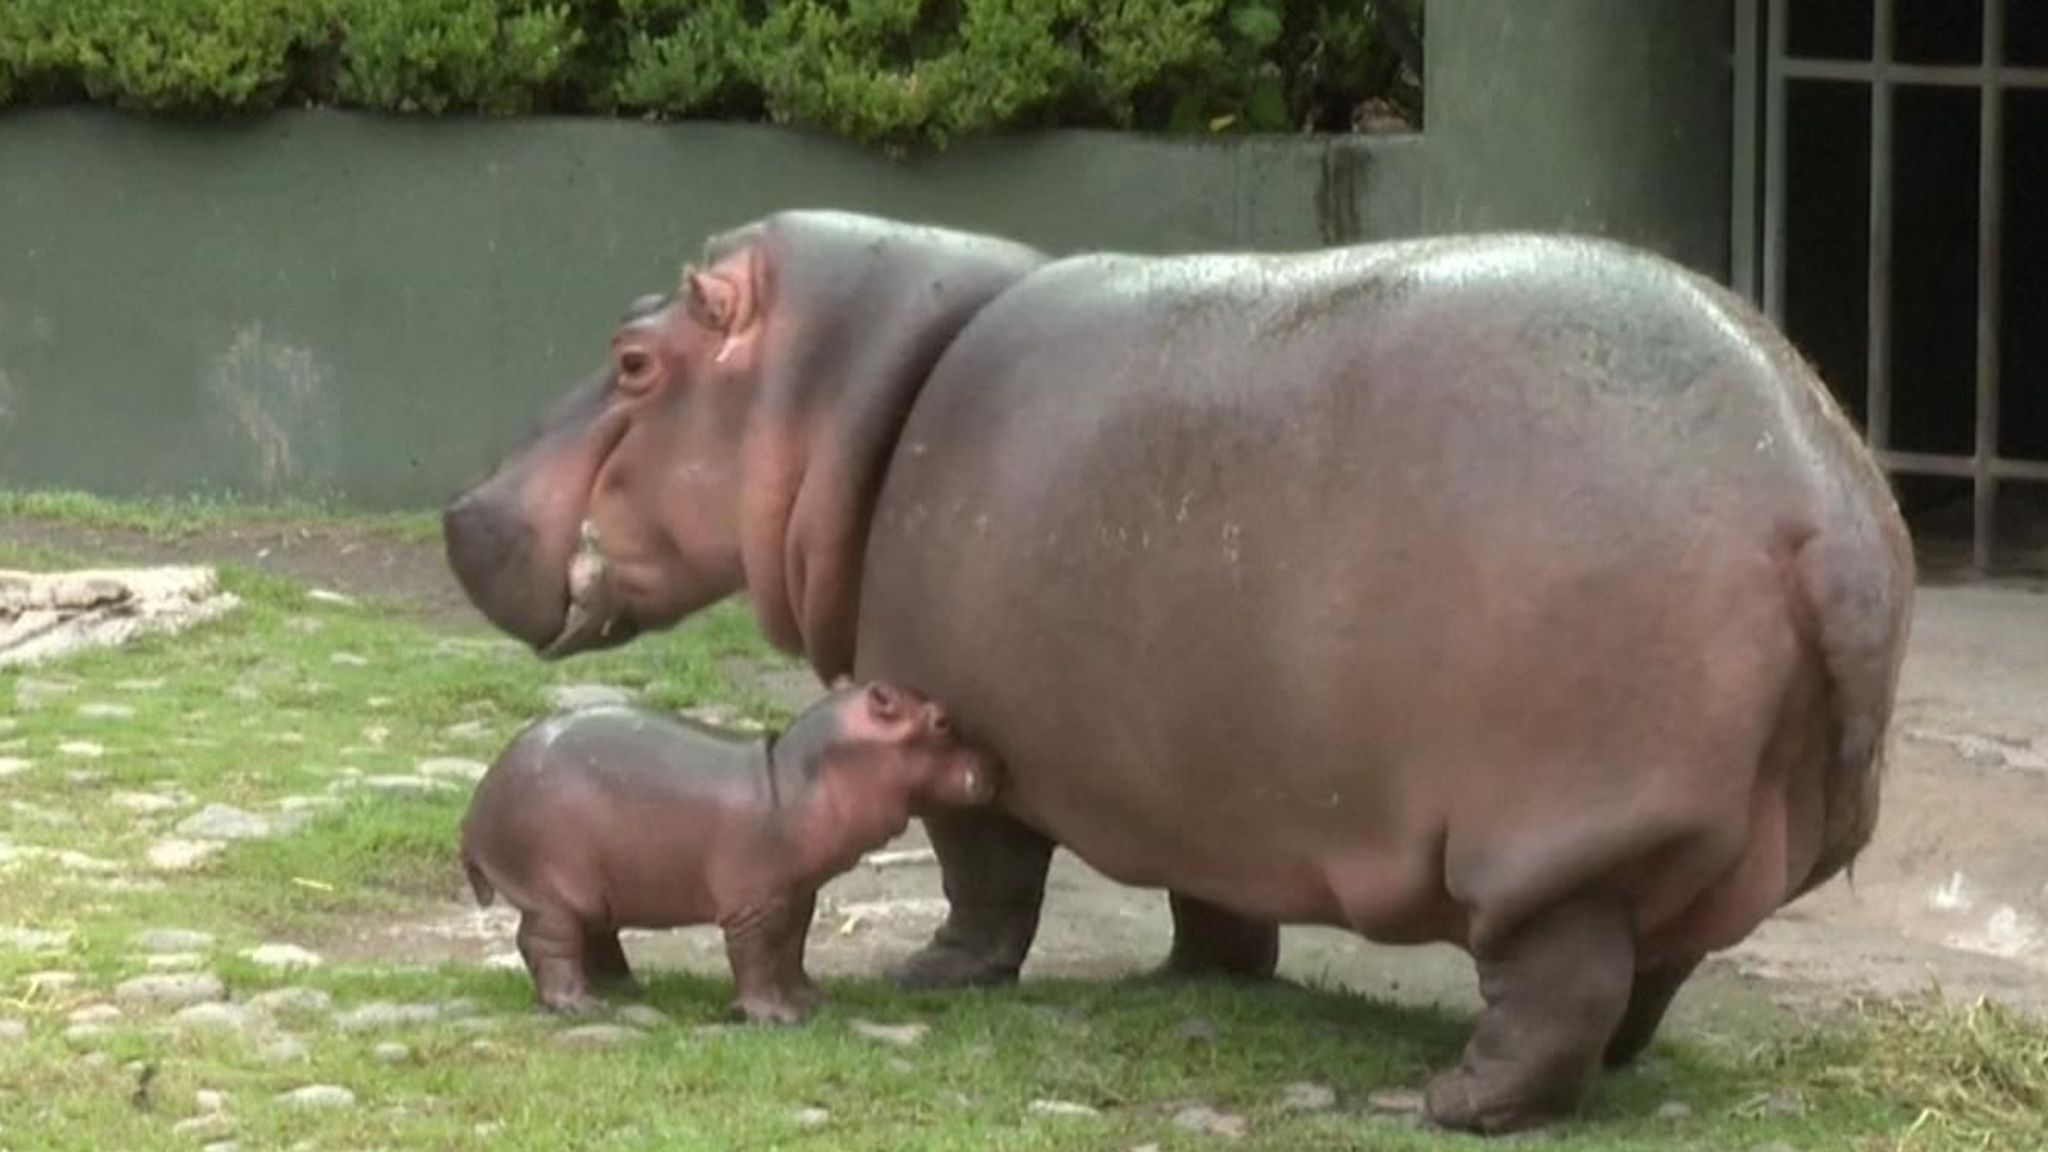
[441,213,1914,1136]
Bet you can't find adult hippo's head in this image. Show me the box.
[441,254,767,661]
[441,211,1046,673]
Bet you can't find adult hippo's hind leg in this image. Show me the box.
[1423,896,1636,1135]
[1156,892,1281,981]
[890,806,1055,989]
[1602,954,1702,1068]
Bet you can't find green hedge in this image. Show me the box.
[0,0,1422,149]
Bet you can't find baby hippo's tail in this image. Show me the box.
[460,847,497,907]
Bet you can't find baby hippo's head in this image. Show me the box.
[793,677,1001,810]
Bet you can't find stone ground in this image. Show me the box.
[6,501,2048,1047]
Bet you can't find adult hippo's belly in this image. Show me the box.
[852,237,1912,1131]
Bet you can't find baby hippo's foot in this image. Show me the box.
[729,990,813,1026]
[537,987,607,1016]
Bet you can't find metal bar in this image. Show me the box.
[1974,0,2007,573]
[1762,0,1789,325]
[1778,58,2048,89]
[1877,451,2048,484]
[1732,0,1762,301]
[1866,0,1895,450]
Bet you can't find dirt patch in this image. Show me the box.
[0,518,480,631]
[9,512,2048,1028]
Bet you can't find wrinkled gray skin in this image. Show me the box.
[442,211,1915,1135]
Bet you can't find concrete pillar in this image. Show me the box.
[1422,0,1734,279]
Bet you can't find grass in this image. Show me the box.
[4,496,2048,1151]
[0,488,444,544]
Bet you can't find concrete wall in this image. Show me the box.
[0,109,1427,509]
[1422,0,1734,279]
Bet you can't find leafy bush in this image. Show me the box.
[0,0,1423,148]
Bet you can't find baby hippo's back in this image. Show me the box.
[460,704,769,926]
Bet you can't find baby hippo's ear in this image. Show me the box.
[864,682,902,723]
[828,673,854,691]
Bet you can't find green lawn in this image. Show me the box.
[2,498,2045,1151]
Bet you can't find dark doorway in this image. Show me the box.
[1733,0,2048,578]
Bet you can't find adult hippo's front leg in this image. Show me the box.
[892,806,1279,989]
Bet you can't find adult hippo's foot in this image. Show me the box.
[1153,892,1281,982]
[890,806,1055,989]
[1422,897,1635,1135]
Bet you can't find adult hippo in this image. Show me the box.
[442,211,1914,1134]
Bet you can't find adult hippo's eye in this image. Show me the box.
[614,347,658,396]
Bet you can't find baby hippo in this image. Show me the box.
[459,678,1001,1023]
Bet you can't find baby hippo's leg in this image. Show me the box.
[777,890,826,1011]
[720,897,818,1025]
[583,929,640,995]
[516,907,603,1015]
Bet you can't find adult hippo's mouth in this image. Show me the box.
[537,519,644,660]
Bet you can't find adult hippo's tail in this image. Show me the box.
[1788,373,1917,898]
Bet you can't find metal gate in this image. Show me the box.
[1731,0,2048,573]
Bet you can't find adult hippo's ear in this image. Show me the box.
[682,262,758,365]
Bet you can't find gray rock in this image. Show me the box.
[329,653,370,667]
[793,1107,831,1130]
[244,943,322,970]
[257,1035,310,1063]
[64,769,108,787]
[443,720,492,741]
[114,972,225,1009]
[171,1114,234,1139]
[55,848,120,874]
[63,1022,113,1044]
[1177,1017,1218,1043]
[67,1004,120,1025]
[416,757,488,782]
[202,1143,239,1152]
[372,1042,411,1064]
[357,775,452,794]
[195,1088,228,1114]
[1365,1088,1425,1115]
[147,839,223,871]
[77,702,136,720]
[22,969,78,991]
[1278,1082,1337,1112]
[849,1018,929,1048]
[615,1004,669,1028]
[1656,1100,1693,1121]
[277,1084,356,1109]
[438,998,482,1019]
[1173,1105,1247,1139]
[0,756,30,777]
[0,927,71,952]
[333,1002,440,1032]
[0,1018,26,1043]
[172,1002,262,1032]
[134,928,216,954]
[175,804,274,841]
[554,1024,646,1049]
[111,791,184,814]
[57,740,105,758]
[251,987,332,1016]
[1028,1099,1100,1118]
[546,683,633,709]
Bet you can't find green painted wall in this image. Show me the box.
[0,110,1426,509]
[1423,0,1734,279]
